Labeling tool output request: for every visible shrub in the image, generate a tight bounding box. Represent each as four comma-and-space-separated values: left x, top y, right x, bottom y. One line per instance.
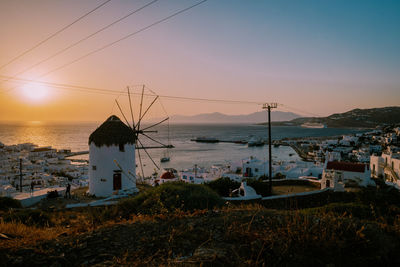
47, 190, 59, 199
274, 172, 286, 179
117, 182, 224, 217
2, 209, 53, 227
0, 197, 22, 211
206, 177, 240, 197
245, 179, 271, 197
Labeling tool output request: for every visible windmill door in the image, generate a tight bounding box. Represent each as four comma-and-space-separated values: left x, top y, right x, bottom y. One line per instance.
113, 172, 122, 190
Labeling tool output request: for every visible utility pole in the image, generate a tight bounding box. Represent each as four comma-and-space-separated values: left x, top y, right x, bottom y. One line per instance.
262, 103, 278, 195
19, 158, 23, 192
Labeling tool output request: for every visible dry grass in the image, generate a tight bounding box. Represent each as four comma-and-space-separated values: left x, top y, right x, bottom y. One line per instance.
2, 187, 400, 266
272, 185, 318, 195
0, 219, 65, 249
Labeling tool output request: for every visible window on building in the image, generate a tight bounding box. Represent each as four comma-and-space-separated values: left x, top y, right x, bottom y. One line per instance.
183, 175, 187, 180
92, 165, 97, 171
119, 144, 125, 152
255, 168, 259, 173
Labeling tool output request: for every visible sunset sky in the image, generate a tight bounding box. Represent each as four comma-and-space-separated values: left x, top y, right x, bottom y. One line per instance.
0, 0, 399, 122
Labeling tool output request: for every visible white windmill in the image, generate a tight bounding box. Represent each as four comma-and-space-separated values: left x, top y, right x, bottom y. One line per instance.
88, 86, 172, 197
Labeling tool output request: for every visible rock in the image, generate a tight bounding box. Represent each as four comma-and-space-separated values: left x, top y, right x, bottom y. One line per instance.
0, 233, 11, 240
58, 232, 68, 237
192, 246, 230, 262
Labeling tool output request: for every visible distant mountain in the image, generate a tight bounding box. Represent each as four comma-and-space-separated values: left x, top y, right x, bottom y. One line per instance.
166, 111, 300, 124
272, 106, 400, 128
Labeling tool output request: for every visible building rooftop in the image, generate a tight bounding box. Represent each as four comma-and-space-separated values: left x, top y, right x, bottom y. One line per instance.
89, 115, 136, 147
326, 161, 367, 173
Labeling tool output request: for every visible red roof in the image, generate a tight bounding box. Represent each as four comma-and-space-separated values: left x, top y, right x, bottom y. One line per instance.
326, 161, 366, 173
160, 171, 175, 179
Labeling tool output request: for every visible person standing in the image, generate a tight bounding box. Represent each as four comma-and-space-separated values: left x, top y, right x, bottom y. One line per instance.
65, 183, 71, 199
30, 181, 34, 196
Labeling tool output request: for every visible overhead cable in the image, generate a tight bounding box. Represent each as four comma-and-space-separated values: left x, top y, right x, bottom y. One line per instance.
0, 0, 112, 71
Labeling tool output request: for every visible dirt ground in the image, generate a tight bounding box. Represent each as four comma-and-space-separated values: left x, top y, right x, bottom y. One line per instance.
272, 185, 319, 195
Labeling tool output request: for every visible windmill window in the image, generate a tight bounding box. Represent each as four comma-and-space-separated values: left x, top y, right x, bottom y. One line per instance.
119, 144, 125, 152
92, 165, 97, 171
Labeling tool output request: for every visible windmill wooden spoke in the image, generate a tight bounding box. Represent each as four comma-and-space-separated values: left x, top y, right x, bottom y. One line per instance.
141, 117, 169, 131
137, 144, 145, 179
136, 145, 173, 149
115, 99, 133, 130
141, 132, 169, 148
135, 95, 159, 129
113, 159, 136, 183
127, 86, 135, 129
137, 138, 160, 170
136, 85, 145, 135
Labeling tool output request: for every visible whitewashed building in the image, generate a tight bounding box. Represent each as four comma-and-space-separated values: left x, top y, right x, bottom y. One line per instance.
321, 161, 374, 191
242, 157, 268, 178
88, 115, 136, 197
370, 152, 400, 187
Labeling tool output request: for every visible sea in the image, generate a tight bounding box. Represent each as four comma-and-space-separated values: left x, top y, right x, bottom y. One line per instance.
0, 122, 367, 175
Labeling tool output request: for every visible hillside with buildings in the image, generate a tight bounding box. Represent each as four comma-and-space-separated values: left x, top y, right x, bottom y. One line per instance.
273, 106, 400, 128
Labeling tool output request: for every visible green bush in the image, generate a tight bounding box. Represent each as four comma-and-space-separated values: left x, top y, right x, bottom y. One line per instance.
0, 197, 22, 211
117, 182, 224, 216
3, 209, 53, 227
206, 177, 240, 197
274, 172, 286, 179
245, 179, 271, 197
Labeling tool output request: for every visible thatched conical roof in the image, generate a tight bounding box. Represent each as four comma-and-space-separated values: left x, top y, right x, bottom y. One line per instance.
89, 115, 135, 147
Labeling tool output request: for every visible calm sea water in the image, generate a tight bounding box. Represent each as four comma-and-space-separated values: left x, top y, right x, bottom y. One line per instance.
0, 123, 366, 174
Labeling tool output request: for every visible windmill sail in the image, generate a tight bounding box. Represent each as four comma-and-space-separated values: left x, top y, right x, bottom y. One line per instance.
115, 85, 173, 178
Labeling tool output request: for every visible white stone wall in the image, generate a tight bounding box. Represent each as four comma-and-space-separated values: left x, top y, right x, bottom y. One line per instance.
89, 143, 136, 197
370, 155, 384, 178
321, 170, 344, 191
341, 170, 371, 187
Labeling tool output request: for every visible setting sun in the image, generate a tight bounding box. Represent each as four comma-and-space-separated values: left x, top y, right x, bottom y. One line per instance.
19, 83, 52, 104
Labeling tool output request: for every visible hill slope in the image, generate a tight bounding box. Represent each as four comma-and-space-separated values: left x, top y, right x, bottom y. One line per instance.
274, 106, 400, 128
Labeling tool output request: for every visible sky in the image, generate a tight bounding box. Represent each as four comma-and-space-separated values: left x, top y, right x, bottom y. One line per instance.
0, 0, 399, 122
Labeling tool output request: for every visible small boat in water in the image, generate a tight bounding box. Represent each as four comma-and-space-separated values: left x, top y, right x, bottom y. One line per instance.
160, 157, 170, 163
160, 149, 171, 163
191, 137, 219, 143
248, 137, 264, 147
301, 122, 327, 128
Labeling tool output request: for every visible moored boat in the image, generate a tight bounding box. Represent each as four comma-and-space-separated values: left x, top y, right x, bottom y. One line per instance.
301, 122, 327, 128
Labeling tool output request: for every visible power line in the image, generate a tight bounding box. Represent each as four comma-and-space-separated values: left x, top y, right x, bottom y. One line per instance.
1, 0, 159, 86
0, 0, 112, 72
1, 0, 208, 95
21, 0, 209, 85
279, 103, 322, 117
0, 75, 265, 105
